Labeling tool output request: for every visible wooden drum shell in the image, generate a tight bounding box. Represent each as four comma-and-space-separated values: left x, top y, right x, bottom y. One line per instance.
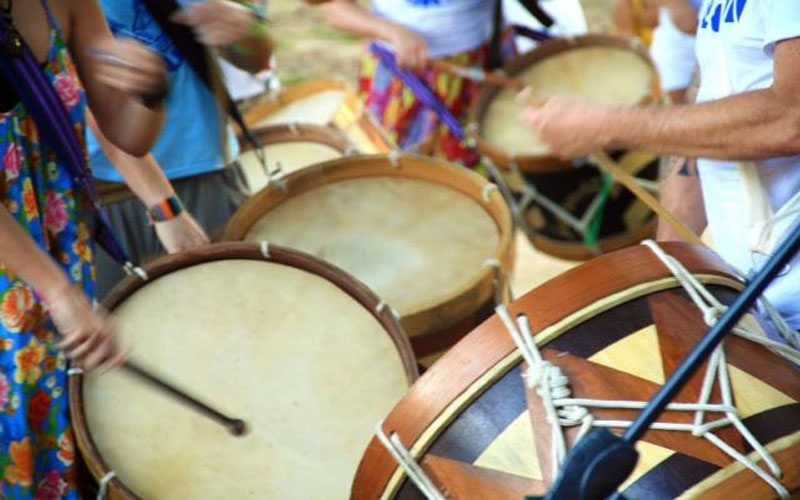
69, 243, 419, 499
352, 243, 800, 499
223, 155, 515, 364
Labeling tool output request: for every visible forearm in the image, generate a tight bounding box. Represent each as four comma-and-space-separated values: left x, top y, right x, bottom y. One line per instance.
88, 91, 165, 157
606, 88, 800, 160
656, 159, 707, 241
322, 0, 403, 43
88, 114, 173, 207
0, 206, 71, 299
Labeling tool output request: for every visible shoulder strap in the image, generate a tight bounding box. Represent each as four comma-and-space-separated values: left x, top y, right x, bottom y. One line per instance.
139, 0, 263, 160
0, 16, 131, 267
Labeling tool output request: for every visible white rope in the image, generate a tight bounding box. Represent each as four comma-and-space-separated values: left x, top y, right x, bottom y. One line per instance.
482, 184, 499, 203
122, 262, 148, 281
492, 241, 798, 497
66, 368, 83, 376
374, 423, 446, 500
260, 241, 271, 259
387, 150, 401, 169
484, 259, 512, 306
376, 300, 401, 320
288, 122, 299, 135
96, 471, 116, 500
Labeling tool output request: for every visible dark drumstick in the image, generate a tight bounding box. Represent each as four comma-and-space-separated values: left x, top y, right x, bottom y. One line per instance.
121, 360, 247, 436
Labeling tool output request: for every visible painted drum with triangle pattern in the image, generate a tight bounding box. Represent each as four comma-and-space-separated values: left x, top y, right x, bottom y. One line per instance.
352, 242, 800, 499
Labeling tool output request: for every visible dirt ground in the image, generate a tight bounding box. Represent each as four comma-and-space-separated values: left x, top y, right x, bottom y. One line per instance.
264, 0, 616, 296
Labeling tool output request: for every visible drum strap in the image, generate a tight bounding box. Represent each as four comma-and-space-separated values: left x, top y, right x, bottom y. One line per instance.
0, 15, 134, 269
140, 0, 267, 170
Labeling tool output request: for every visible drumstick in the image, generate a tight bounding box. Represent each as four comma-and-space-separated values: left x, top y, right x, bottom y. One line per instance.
121, 360, 248, 437
428, 60, 524, 91
519, 90, 705, 246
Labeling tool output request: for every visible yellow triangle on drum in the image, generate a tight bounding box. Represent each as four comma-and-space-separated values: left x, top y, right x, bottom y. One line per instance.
619, 441, 675, 491
589, 325, 665, 385
728, 365, 795, 419
473, 412, 543, 481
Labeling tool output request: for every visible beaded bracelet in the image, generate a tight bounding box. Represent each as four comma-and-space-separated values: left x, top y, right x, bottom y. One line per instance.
147, 196, 185, 223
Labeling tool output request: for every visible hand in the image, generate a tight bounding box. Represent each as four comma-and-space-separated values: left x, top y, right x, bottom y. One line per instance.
172, 1, 256, 48
154, 212, 211, 254
47, 286, 126, 372
520, 97, 615, 159
88, 37, 167, 98
386, 25, 428, 71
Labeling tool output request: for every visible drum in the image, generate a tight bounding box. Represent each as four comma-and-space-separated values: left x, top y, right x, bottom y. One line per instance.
471, 35, 663, 260
352, 242, 800, 499
244, 79, 393, 154
69, 243, 418, 499
237, 123, 351, 194
224, 155, 514, 366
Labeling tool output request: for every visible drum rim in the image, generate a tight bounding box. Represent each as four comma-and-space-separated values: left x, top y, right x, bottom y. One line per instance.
527, 216, 657, 260
469, 34, 662, 174
243, 78, 352, 129
222, 154, 515, 345
351, 242, 751, 499
238, 122, 352, 156
69, 242, 419, 500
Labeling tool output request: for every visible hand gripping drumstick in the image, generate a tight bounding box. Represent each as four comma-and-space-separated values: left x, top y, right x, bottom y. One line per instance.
121, 360, 248, 437
519, 89, 705, 246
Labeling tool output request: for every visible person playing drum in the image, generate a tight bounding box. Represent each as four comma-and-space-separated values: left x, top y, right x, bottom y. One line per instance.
321, 0, 497, 167
88, 0, 273, 298
522, 0, 800, 332
0, 0, 168, 496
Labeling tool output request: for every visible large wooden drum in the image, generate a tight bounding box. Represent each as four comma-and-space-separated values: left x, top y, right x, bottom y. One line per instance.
244, 79, 393, 154
237, 123, 351, 194
69, 243, 418, 499
471, 35, 662, 260
224, 155, 514, 366
352, 243, 800, 499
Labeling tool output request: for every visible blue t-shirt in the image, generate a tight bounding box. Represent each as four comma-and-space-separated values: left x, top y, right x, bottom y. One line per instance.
88, 0, 240, 182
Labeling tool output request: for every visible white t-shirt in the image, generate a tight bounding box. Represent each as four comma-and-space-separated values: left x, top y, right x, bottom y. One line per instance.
695, 0, 800, 329
650, 7, 696, 92
502, 0, 588, 54
372, 0, 494, 58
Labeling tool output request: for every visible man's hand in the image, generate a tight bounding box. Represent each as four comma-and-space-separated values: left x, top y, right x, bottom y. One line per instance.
154, 212, 211, 254
172, 1, 257, 48
88, 37, 167, 98
521, 98, 615, 159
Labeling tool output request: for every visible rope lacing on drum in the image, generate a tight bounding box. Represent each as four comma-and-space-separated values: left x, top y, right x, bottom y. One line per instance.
482, 183, 499, 204
376, 299, 401, 320
387, 150, 401, 169
483, 259, 513, 307
96, 471, 116, 500
122, 262, 148, 281
375, 422, 447, 500
260, 241, 271, 259
495, 240, 800, 498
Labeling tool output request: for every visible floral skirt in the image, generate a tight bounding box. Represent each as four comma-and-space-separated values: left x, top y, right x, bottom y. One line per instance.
0, 284, 79, 499
358, 45, 488, 167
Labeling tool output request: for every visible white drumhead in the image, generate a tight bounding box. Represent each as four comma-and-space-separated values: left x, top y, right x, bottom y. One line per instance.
244, 178, 501, 316
256, 90, 347, 127
239, 141, 344, 193
82, 259, 408, 499
483, 46, 654, 155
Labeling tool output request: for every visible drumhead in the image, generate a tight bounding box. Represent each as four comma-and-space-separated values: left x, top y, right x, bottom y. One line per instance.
353, 243, 800, 499
71, 244, 417, 499
245, 80, 350, 128
237, 124, 350, 194
472, 35, 659, 170
224, 155, 514, 343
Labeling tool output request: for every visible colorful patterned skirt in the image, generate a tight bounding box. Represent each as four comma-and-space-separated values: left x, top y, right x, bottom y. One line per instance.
358, 44, 488, 167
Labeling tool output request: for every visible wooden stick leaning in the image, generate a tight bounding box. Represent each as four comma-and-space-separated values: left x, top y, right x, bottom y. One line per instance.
121, 360, 248, 436
428, 60, 524, 91
520, 90, 705, 246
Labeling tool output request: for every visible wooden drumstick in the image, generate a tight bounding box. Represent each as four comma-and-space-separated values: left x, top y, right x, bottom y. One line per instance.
519, 91, 706, 246
428, 60, 525, 91
121, 360, 248, 437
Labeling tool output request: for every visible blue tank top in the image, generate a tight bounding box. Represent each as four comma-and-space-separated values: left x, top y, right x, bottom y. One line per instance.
88, 0, 240, 182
